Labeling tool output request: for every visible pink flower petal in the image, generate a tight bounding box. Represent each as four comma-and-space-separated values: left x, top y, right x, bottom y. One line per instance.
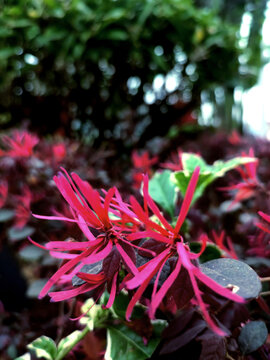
142, 175, 175, 233
125, 248, 171, 289
105, 272, 118, 308
174, 166, 200, 235
39, 247, 92, 298
115, 243, 138, 275
150, 255, 182, 318
127, 230, 171, 244
49, 282, 99, 302
45, 241, 91, 251
83, 241, 113, 264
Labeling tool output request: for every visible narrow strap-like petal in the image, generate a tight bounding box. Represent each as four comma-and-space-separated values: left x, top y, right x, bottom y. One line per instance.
125, 248, 171, 289
76, 214, 96, 242
105, 272, 118, 308
39, 247, 92, 298
115, 243, 138, 275
188, 234, 207, 259
174, 166, 200, 235
125, 262, 162, 321
130, 196, 169, 236
142, 175, 175, 233
49, 282, 99, 302
150, 255, 181, 318
83, 241, 113, 264
77, 272, 106, 284
127, 230, 171, 244
45, 241, 90, 251
176, 242, 227, 336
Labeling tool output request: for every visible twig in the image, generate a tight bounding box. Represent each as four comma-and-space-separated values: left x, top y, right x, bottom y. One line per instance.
56, 301, 65, 344
260, 291, 270, 296
260, 277, 270, 282
56, 298, 76, 344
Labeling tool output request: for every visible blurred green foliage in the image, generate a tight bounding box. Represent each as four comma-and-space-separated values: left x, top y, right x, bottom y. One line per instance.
0, 0, 267, 144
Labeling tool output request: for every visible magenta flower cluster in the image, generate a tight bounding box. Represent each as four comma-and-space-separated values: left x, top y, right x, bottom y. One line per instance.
33, 167, 244, 336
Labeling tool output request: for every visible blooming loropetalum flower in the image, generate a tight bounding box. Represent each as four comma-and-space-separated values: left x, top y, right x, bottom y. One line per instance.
131, 150, 158, 188
32, 166, 244, 336
211, 230, 238, 259
14, 186, 32, 228
257, 211, 270, 234
0, 180, 8, 208
160, 149, 183, 171
0, 131, 39, 158
32, 168, 150, 307
220, 148, 259, 207
123, 167, 244, 335
52, 143, 67, 162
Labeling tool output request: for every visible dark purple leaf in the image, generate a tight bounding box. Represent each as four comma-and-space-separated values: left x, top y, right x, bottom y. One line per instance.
167, 266, 194, 308
102, 245, 121, 279
136, 254, 171, 287
138, 239, 166, 257
160, 319, 206, 355
197, 330, 226, 360
120, 241, 136, 266
227, 338, 238, 353
217, 302, 249, 331
162, 308, 196, 339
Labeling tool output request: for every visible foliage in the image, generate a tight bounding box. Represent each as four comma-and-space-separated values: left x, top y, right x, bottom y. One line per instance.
2, 128, 270, 359
171, 152, 257, 205
238, 321, 268, 355
0, 0, 267, 141
16, 329, 89, 360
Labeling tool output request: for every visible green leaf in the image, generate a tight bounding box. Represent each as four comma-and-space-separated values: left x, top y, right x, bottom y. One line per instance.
238, 321, 268, 354
103, 29, 128, 41
173, 171, 214, 204
105, 321, 166, 360
111, 291, 130, 319
56, 330, 85, 360
111, 291, 145, 320
14, 354, 31, 360
79, 298, 109, 330
149, 170, 177, 217
173, 153, 257, 204
103, 9, 126, 22
200, 258, 262, 300
181, 153, 209, 172
0, 47, 20, 59
212, 157, 257, 177
27, 336, 57, 360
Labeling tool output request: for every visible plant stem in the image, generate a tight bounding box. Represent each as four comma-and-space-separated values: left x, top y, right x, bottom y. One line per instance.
260, 276, 270, 282
260, 291, 270, 296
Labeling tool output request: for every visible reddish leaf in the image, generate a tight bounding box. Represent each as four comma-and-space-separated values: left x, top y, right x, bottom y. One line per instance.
82, 331, 105, 360
102, 246, 121, 279
162, 308, 196, 339
120, 240, 136, 266
166, 265, 194, 309
197, 330, 226, 360
160, 319, 206, 355
138, 238, 166, 257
